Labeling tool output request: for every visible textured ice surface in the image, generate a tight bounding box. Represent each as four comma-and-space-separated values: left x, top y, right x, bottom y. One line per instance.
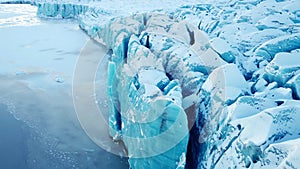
287, 73, 300, 99
228, 96, 278, 120
210, 37, 235, 63
2, 0, 300, 169
36, 3, 89, 18
202, 64, 249, 105
106, 14, 205, 169
264, 52, 300, 85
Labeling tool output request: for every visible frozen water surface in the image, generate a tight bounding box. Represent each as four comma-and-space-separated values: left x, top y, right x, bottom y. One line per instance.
0, 4, 40, 28
0, 4, 129, 169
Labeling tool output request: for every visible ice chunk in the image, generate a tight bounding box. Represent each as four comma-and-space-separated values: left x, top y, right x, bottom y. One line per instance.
254, 87, 293, 100
198, 48, 228, 73
218, 22, 258, 49
54, 75, 64, 83
254, 33, 300, 62
78, 7, 113, 38
287, 73, 300, 99
168, 20, 211, 53
196, 65, 250, 166
241, 29, 287, 54
118, 69, 189, 168
211, 105, 300, 168
256, 13, 293, 30
210, 37, 235, 63
144, 13, 174, 33
232, 105, 300, 146
283, 1, 300, 23
202, 64, 249, 104
228, 96, 277, 120
252, 78, 268, 92
126, 35, 164, 74
256, 138, 300, 168
263, 52, 300, 85
136, 68, 167, 87
138, 18, 213, 98
280, 99, 300, 106
102, 15, 145, 65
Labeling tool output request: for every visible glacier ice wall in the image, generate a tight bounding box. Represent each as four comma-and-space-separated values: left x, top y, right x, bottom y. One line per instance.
103, 13, 220, 169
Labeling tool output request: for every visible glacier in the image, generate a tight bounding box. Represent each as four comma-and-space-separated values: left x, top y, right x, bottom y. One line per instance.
1, 0, 300, 168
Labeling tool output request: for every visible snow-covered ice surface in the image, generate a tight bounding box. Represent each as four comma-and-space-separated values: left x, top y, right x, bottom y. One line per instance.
1, 0, 300, 169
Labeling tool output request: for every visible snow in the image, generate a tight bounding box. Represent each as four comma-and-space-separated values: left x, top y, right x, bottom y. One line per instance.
202, 64, 249, 104
287, 73, 300, 99
264, 52, 300, 85
254, 33, 300, 62
253, 78, 268, 92
0, 4, 40, 27
254, 87, 293, 100
256, 13, 294, 30
232, 105, 300, 151
228, 96, 277, 120
1, 0, 300, 169
209, 104, 300, 168
258, 138, 300, 168
210, 37, 235, 63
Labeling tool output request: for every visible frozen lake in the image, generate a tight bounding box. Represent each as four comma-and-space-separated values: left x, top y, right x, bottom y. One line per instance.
0, 4, 128, 169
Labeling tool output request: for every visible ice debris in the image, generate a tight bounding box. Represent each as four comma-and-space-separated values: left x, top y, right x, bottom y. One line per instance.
14, 0, 300, 168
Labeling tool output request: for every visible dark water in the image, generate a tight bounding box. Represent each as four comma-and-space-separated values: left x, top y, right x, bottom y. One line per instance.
0, 103, 29, 169
0, 75, 129, 169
